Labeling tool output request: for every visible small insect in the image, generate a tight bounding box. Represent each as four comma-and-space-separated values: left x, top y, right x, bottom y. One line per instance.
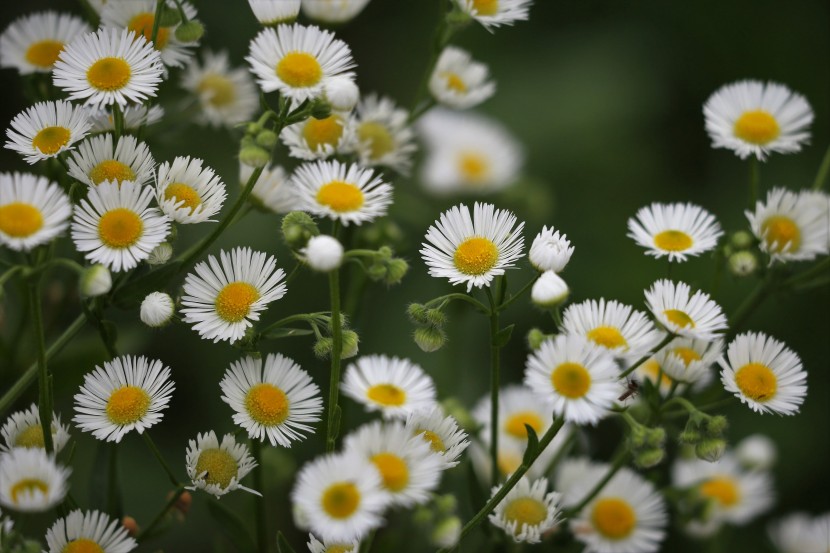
618, 378, 640, 402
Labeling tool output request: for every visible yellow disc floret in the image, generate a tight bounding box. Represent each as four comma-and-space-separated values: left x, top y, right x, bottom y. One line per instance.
0, 203, 43, 238
453, 236, 498, 275
10, 478, 48, 504
587, 326, 628, 349
551, 362, 592, 399
416, 429, 446, 453
197, 74, 236, 107
366, 383, 406, 406
14, 425, 46, 449
371, 452, 409, 492
245, 383, 289, 426
700, 476, 740, 507
504, 411, 544, 440
654, 230, 693, 252
128, 13, 169, 50
276, 52, 322, 88
503, 497, 548, 529
63, 538, 105, 553
89, 160, 137, 185
214, 282, 259, 322
663, 309, 695, 329
195, 448, 239, 489
32, 126, 72, 155
472, 0, 499, 16
321, 482, 360, 519
592, 497, 637, 540
442, 72, 467, 93
316, 180, 364, 213
164, 183, 202, 213
303, 115, 344, 151
734, 110, 780, 145
98, 208, 143, 248
458, 152, 490, 183
672, 347, 702, 366
106, 385, 150, 425
734, 362, 777, 402
762, 215, 801, 253
25, 40, 64, 68
357, 122, 394, 160
86, 57, 132, 91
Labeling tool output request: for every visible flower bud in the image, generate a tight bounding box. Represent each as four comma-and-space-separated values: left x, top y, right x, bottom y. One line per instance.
310, 99, 333, 120
147, 242, 173, 265
80, 264, 112, 297
174, 20, 204, 42
728, 251, 758, 277
646, 427, 666, 448
634, 447, 665, 469
281, 211, 319, 249
730, 230, 755, 250
158, 5, 182, 26
384, 258, 408, 285
302, 235, 343, 272
431, 516, 462, 549
434, 494, 457, 514
735, 434, 776, 470
695, 438, 726, 462
407, 303, 430, 325
679, 429, 702, 445
169, 489, 192, 519
413, 506, 433, 526
121, 516, 139, 537
424, 308, 446, 328
366, 263, 387, 281
441, 397, 475, 431
313, 336, 333, 358
248, 0, 301, 25
414, 326, 446, 353
529, 226, 574, 272
140, 292, 175, 328
341, 329, 360, 359
526, 328, 549, 350
324, 76, 360, 112
255, 129, 278, 148
705, 415, 728, 436
239, 145, 270, 168
531, 271, 569, 308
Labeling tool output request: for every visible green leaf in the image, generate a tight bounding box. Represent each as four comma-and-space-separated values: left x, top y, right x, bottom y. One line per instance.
111, 261, 183, 309
493, 324, 515, 348
207, 500, 257, 553
523, 424, 539, 465
276, 532, 298, 553
261, 327, 314, 340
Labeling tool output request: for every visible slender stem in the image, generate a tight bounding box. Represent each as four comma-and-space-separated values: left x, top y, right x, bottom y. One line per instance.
107, 442, 121, 517
258, 312, 329, 336
782, 257, 830, 288
565, 449, 630, 516
438, 419, 565, 552
326, 223, 343, 452
358, 529, 376, 553
251, 440, 269, 553
150, 0, 164, 46
496, 275, 539, 312
618, 333, 674, 379
29, 279, 54, 453
727, 277, 770, 338
112, 103, 125, 139
748, 156, 760, 207
485, 287, 500, 488
813, 144, 830, 190
136, 485, 185, 542
142, 432, 180, 487
425, 292, 488, 314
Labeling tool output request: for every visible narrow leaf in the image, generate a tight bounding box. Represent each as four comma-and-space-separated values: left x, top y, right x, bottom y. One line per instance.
494, 324, 515, 348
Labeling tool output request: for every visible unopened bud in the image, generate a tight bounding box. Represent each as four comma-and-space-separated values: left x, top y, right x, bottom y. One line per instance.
647, 427, 666, 447
424, 308, 446, 328
324, 76, 360, 112
385, 258, 408, 285
313, 336, 333, 358
407, 303, 430, 325
158, 6, 182, 26
310, 99, 332, 120
255, 129, 278, 148
302, 235, 343, 272
121, 516, 139, 537
147, 242, 173, 265
174, 20, 204, 42
730, 230, 755, 250
413, 506, 433, 526
431, 516, 462, 549
341, 330, 359, 359
531, 271, 569, 308
80, 264, 112, 297
526, 328, 549, 350
634, 447, 665, 469
239, 145, 270, 168
414, 326, 446, 353
679, 429, 702, 445
705, 415, 728, 436
366, 263, 387, 281
140, 292, 175, 328
281, 211, 319, 249
434, 494, 457, 514
728, 251, 758, 277
695, 438, 726, 462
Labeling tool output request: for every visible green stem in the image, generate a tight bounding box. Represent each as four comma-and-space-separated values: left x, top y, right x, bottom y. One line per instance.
748, 156, 760, 207
618, 333, 674, 379
150, 0, 165, 46
136, 485, 185, 542
485, 287, 500, 488
425, 292, 488, 313
142, 432, 180, 487
812, 144, 830, 190
782, 258, 830, 288
251, 440, 269, 553
727, 275, 773, 338
258, 312, 329, 336
326, 223, 343, 452
565, 449, 630, 516
496, 274, 539, 312
112, 103, 124, 139
29, 278, 54, 453
107, 442, 122, 518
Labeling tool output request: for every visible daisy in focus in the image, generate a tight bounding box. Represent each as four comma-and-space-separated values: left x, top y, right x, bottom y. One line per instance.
302, 0, 371, 23
220, 353, 322, 447
456, 0, 533, 31
292, 160, 393, 225
703, 80, 813, 160
71, 179, 170, 272
67, 133, 156, 188
0, 11, 90, 74
529, 226, 574, 273
247, 23, 355, 103
0, 172, 72, 252
719, 332, 807, 416
429, 46, 495, 109
0, 448, 69, 513
180, 247, 287, 343
405, 407, 470, 469
628, 202, 723, 262
181, 50, 259, 128
73, 355, 175, 443
52, 28, 164, 107
1, 403, 70, 453
186, 431, 259, 498
342, 354, 437, 419
351, 94, 417, 174
644, 279, 728, 341
421, 202, 524, 291
240, 162, 297, 213
489, 477, 562, 544
248, 0, 301, 25
5, 100, 91, 164
155, 156, 227, 224
44, 509, 137, 553
280, 112, 354, 160
85, 104, 164, 133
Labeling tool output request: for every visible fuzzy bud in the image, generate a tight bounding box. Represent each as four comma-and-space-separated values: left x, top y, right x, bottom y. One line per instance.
695, 438, 726, 463
140, 292, 175, 328
526, 328, 549, 350
424, 308, 446, 328
434, 494, 457, 514
302, 235, 344, 272
239, 145, 270, 168
310, 98, 332, 120
324, 76, 360, 112
174, 20, 204, 42
407, 303, 430, 325
80, 264, 112, 297
531, 271, 569, 308
366, 263, 387, 281
255, 129, 278, 148
313, 336, 333, 358
414, 326, 446, 353
634, 447, 665, 469
341, 330, 360, 359
147, 242, 173, 265
385, 258, 409, 285
730, 230, 755, 250
430, 516, 462, 549
281, 211, 319, 249
705, 415, 728, 436
679, 429, 702, 445
158, 5, 181, 26
728, 251, 758, 277
121, 516, 139, 537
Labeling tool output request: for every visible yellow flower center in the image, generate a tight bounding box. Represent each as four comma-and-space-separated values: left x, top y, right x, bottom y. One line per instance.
592, 497, 637, 539
442, 72, 467, 92
734, 362, 777, 402
653, 230, 693, 252
128, 13, 169, 50
416, 429, 446, 453
503, 411, 544, 440
641, 358, 672, 386
0, 203, 43, 238
14, 425, 46, 449
89, 160, 137, 185
245, 383, 289, 426
503, 497, 548, 528
321, 482, 361, 519
10, 478, 48, 504
472, 0, 499, 16
366, 383, 406, 406
371, 452, 409, 492
197, 74, 236, 107
453, 236, 498, 276
86, 57, 132, 91
551, 362, 592, 399
25, 39, 64, 68
316, 180, 364, 213
734, 110, 780, 145
195, 448, 239, 489
357, 122, 394, 160
324, 546, 354, 553
458, 152, 489, 183
214, 281, 259, 322
164, 182, 202, 213
276, 52, 322, 88
587, 326, 628, 349
98, 208, 143, 248
700, 476, 740, 507
32, 126, 72, 155
663, 309, 695, 329
303, 115, 344, 151
63, 538, 105, 553
497, 450, 522, 476
672, 347, 702, 366
106, 385, 150, 425
761, 215, 801, 253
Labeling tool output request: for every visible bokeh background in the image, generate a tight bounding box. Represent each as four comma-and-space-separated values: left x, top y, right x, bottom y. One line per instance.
1, 0, 828, 551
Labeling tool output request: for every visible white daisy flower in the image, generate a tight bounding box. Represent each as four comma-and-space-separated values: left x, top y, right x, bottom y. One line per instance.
73, 355, 175, 443
292, 160, 393, 226
5, 100, 91, 164
768, 512, 830, 553
632, 357, 677, 396
673, 453, 773, 525
307, 533, 360, 553
247, 23, 355, 103
429, 46, 495, 109
181, 50, 259, 128
0, 11, 90, 74
100, 0, 198, 68
180, 247, 287, 343
628, 202, 723, 262
67, 133, 156, 188
656, 336, 722, 386
71, 179, 170, 272
350, 94, 417, 174
301, 0, 371, 23
140, 291, 175, 328
45, 509, 137, 553
735, 434, 777, 471
421, 202, 525, 292
85, 104, 165, 133
554, 457, 607, 504
344, 420, 443, 507
52, 27, 164, 107
185, 431, 259, 498
0, 448, 69, 513
644, 279, 728, 341
719, 332, 807, 416
568, 466, 668, 553
747, 187, 829, 263
418, 109, 523, 194
280, 113, 354, 160
456, 0, 532, 31
703, 80, 813, 160
342, 354, 437, 419
529, 226, 574, 273
220, 353, 322, 447
524, 334, 621, 425
489, 477, 562, 544
155, 156, 227, 224
240, 162, 297, 214
1, 403, 70, 453
291, 451, 388, 543
0, 172, 71, 252
249, 0, 301, 25
405, 406, 470, 469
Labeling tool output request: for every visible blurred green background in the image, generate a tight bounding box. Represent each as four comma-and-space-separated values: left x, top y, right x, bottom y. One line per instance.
1, 0, 828, 551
